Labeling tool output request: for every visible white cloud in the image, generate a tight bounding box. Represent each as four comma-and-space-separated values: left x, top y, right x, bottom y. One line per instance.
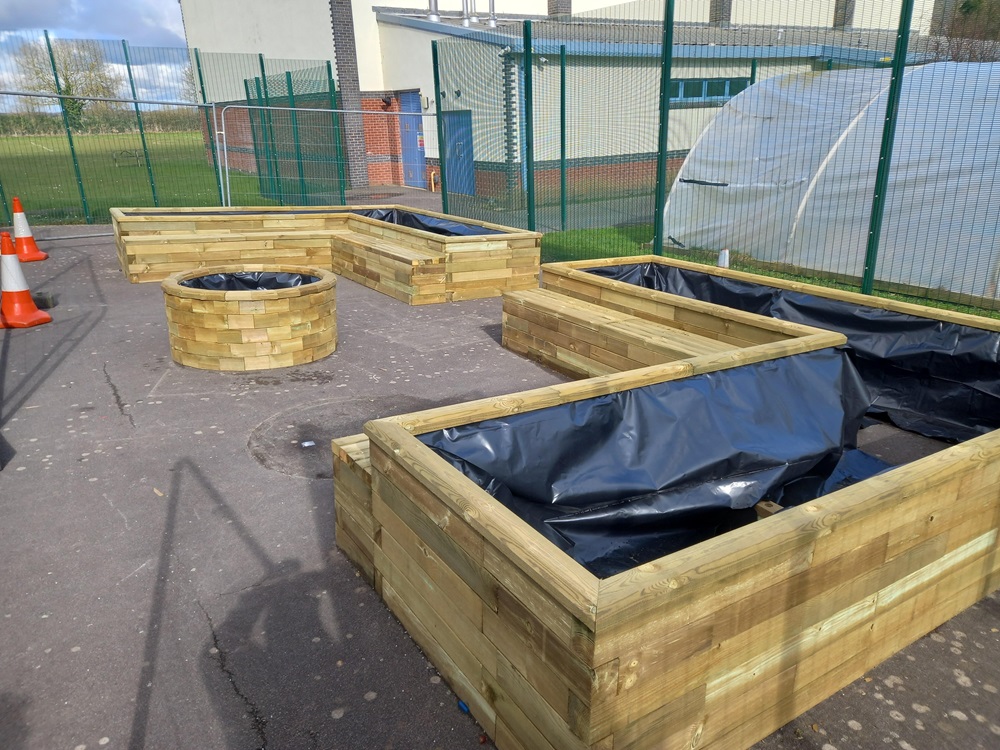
0, 0, 186, 47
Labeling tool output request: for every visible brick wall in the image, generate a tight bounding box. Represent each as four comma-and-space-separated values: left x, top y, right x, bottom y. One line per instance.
361, 94, 404, 185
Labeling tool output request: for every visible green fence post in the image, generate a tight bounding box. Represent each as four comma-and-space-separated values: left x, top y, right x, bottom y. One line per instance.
431, 41, 449, 215
0, 178, 11, 226
195, 48, 224, 205
652, 1, 676, 255
123, 40, 159, 206
861, 0, 915, 295
254, 77, 278, 201
285, 71, 308, 204
326, 62, 347, 204
560, 44, 567, 232
750, 58, 758, 85
45, 31, 91, 224
259, 54, 284, 205
523, 21, 536, 232
243, 79, 267, 197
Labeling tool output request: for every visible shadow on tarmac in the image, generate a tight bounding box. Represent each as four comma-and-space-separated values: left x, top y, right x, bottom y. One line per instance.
0, 248, 107, 470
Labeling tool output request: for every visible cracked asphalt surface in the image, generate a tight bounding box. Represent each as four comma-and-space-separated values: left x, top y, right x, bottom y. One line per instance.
1, 225, 998, 750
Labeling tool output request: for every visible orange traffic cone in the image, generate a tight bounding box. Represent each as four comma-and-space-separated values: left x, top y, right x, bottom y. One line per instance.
0, 231, 51, 328
12, 197, 48, 262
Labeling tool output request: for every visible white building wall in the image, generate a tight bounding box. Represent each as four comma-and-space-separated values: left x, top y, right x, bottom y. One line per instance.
179, 0, 335, 60
854, 0, 937, 35
732, 1, 836, 27
573, 0, 711, 22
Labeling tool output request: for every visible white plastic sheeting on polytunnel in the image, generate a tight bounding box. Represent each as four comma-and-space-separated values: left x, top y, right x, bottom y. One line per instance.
662, 62, 1000, 299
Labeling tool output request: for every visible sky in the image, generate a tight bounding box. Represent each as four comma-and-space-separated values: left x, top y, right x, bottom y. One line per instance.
0, 0, 186, 47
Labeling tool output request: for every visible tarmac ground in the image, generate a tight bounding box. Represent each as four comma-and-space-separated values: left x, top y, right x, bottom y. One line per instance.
1, 222, 998, 750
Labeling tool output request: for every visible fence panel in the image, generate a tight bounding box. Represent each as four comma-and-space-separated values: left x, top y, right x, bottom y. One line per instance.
0, 92, 229, 224
219, 105, 430, 208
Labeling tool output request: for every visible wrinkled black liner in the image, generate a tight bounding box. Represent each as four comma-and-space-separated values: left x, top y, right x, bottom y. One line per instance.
126, 208, 504, 237
349, 208, 504, 237
588, 263, 1000, 442
179, 272, 319, 291
420, 349, 876, 578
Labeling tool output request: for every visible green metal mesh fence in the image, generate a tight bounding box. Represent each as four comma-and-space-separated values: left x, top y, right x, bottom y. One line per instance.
0, 31, 337, 223
237, 63, 346, 206
433, 0, 1000, 313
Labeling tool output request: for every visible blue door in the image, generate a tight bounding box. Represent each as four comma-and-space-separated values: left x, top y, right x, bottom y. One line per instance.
399, 91, 427, 189
442, 110, 475, 196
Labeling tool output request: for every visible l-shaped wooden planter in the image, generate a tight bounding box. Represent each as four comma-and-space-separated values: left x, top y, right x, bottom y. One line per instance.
336, 356, 1000, 750
110, 205, 541, 304
331, 260, 1000, 749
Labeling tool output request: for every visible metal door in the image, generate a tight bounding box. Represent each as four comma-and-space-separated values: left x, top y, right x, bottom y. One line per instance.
399, 91, 427, 189
442, 110, 475, 196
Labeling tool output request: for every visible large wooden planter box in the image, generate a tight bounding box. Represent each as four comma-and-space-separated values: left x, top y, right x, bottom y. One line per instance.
161, 264, 336, 371
541, 255, 1000, 442
110, 205, 541, 304
343, 364, 1000, 750
540, 255, 1000, 332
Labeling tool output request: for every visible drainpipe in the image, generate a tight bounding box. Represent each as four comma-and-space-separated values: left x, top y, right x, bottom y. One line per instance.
427, 0, 440, 22
461, 0, 471, 26
488, 0, 497, 27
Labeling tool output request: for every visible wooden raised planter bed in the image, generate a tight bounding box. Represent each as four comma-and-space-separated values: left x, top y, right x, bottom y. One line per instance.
335, 356, 1000, 750
501, 286, 833, 379
110, 205, 540, 305
332, 261, 1000, 749
541, 255, 1000, 441
162, 264, 336, 371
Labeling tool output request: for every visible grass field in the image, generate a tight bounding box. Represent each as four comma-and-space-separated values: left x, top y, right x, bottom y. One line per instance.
0, 131, 269, 224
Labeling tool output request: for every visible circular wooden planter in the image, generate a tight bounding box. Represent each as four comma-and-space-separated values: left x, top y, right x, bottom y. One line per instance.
161, 264, 337, 371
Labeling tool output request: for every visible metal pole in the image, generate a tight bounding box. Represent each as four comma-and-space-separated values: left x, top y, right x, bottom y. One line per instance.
431, 41, 449, 214
211, 104, 228, 206
560, 44, 567, 232
0, 178, 11, 225
45, 31, 91, 224
123, 40, 159, 206
243, 79, 267, 198
255, 76, 278, 201
195, 48, 224, 205
326, 62, 348, 204
861, 0, 914, 295
258, 55, 284, 205
652, 1, 676, 255
523, 20, 536, 232
286, 71, 308, 204
750, 57, 758, 85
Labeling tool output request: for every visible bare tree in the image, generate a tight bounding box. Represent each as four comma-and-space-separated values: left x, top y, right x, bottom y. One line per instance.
17, 38, 126, 109
934, 0, 1000, 61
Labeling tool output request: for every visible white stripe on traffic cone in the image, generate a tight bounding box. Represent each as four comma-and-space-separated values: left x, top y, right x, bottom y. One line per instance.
0, 231, 51, 328
12, 196, 48, 262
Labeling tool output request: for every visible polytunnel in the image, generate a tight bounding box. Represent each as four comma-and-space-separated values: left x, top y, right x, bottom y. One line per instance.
662, 62, 1000, 300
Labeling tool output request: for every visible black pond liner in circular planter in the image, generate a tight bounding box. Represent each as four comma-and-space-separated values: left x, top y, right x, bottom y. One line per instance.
179, 271, 320, 291
162, 264, 337, 371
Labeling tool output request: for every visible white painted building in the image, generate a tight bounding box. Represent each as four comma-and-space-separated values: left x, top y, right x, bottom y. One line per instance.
179, 0, 956, 193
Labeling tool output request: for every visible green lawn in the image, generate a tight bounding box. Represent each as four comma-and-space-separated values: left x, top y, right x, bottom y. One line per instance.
0, 131, 267, 224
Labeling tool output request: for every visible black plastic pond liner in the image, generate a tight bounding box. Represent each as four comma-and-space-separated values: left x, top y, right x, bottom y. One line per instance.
420, 349, 873, 578
588, 263, 1000, 442
179, 272, 320, 291
349, 208, 504, 237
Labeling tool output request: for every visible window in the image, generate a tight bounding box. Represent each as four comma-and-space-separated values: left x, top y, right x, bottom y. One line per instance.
669, 76, 751, 103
